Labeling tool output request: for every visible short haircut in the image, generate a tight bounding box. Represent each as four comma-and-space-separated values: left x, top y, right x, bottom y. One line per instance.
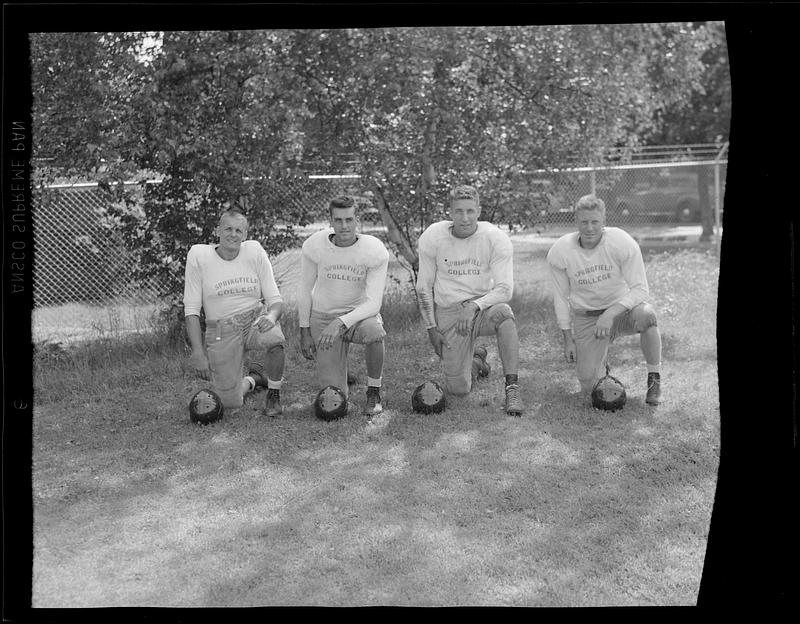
449, 184, 480, 206
574, 194, 606, 215
328, 195, 356, 216
219, 208, 248, 226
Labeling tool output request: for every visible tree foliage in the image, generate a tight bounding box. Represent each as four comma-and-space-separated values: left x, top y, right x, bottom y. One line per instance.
644, 22, 731, 241
256, 24, 718, 275
30, 24, 727, 291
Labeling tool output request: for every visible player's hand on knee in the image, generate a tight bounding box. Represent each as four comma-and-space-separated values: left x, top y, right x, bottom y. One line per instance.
254, 313, 276, 333
594, 313, 614, 339
456, 302, 478, 336
189, 350, 211, 380
318, 319, 344, 351
300, 329, 316, 360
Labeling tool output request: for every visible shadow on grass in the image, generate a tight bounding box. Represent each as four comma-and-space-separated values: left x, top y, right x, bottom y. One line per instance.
170, 400, 717, 606
33, 350, 718, 606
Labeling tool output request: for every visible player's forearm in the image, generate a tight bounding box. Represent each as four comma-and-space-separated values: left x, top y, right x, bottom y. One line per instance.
296, 292, 312, 327
415, 249, 439, 328
340, 265, 387, 328
297, 255, 317, 327
474, 253, 513, 308
473, 281, 512, 309
618, 255, 650, 309
616, 286, 648, 310
416, 288, 437, 329
185, 314, 205, 354
554, 296, 572, 330
548, 264, 573, 329
263, 300, 283, 322
339, 297, 380, 328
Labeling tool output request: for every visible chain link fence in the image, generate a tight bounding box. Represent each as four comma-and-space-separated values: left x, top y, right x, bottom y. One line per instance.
497, 145, 728, 237
31, 174, 361, 344
32, 147, 727, 344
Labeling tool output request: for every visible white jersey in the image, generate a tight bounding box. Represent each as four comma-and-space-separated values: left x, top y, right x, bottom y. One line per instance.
297, 230, 390, 328
546, 227, 650, 329
183, 240, 282, 321
416, 220, 514, 328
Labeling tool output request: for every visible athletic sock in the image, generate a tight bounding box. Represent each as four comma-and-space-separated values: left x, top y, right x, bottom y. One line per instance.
367, 376, 382, 388
646, 364, 661, 375
267, 378, 282, 390
505, 374, 518, 387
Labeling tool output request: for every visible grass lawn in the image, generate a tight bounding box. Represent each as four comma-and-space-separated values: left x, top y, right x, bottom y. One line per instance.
31, 240, 720, 607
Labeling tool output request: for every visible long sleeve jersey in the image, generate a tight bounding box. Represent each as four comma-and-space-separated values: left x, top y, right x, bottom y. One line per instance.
297, 230, 390, 329
546, 227, 650, 330
183, 240, 283, 321
416, 220, 514, 329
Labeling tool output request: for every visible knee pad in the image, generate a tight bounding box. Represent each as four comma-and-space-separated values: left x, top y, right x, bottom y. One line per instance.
356, 320, 386, 344
634, 304, 658, 332
489, 303, 515, 325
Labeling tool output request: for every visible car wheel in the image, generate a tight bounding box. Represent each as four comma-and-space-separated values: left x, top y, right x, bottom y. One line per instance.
675, 199, 699, 223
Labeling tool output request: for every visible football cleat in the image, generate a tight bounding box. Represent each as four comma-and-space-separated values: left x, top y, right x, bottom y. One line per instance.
504, 383, 523, 417
264, 388, 282, 417
363, 386, 383, 418
645, 372, 661, 406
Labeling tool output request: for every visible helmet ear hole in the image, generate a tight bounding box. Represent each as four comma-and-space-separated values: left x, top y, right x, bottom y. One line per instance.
412, 381, 447, 414
314, 385, 348, 421
591, 374, 627, 412
189, 389, 224, 425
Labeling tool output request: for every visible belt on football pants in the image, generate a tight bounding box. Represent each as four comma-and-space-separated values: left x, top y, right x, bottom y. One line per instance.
205, 305, 262, 340
573, 308, 607, 317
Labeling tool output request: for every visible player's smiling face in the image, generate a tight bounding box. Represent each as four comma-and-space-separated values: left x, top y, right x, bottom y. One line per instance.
216, 213, 248, 257
330, 205, 358, 247
576, 208, 605, 249
450, 198, 480, 238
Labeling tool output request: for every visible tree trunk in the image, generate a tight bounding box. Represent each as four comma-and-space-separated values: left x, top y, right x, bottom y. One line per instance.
418, 112, 439, 230
369, 179, 419, 276
697, 165, 714, 242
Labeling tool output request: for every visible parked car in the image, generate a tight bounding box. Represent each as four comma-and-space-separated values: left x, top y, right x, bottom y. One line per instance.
612, 169, 723, 223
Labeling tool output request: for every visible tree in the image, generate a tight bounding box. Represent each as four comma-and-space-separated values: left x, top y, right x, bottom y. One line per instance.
31, 25, 720, 294
645, 22, 731, 240
286, 24, 713, 278
31, 30, 328, 295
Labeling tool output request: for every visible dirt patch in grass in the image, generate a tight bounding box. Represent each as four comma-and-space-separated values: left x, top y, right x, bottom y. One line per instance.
31, 246, 720, 607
